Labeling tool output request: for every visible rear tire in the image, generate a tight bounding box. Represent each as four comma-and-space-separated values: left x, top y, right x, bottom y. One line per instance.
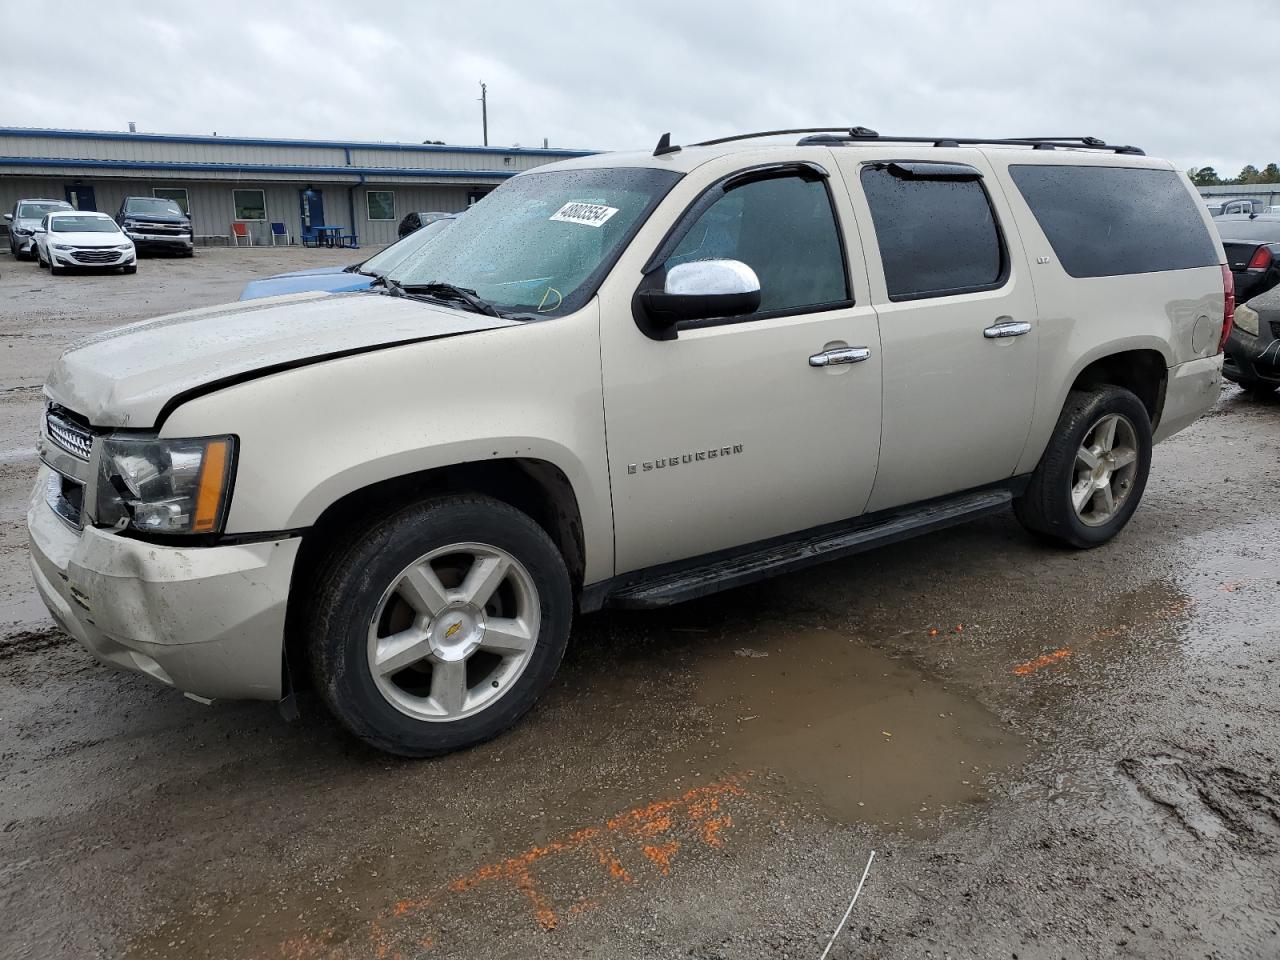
306, 494, 572, 757
1014, 386, 1153, 548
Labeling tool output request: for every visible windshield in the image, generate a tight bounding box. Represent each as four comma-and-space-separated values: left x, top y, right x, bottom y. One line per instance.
362, 217, 455, 276
126, 198, 184, 216
18, 202, 69, 219
50, 216, 120, 234
389, 167, 681, 315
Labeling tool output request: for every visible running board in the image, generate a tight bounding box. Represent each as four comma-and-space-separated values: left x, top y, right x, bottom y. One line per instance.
604, 489, 1012, 609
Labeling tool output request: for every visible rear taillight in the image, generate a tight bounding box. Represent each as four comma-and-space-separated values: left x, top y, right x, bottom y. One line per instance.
1247, 246, 1273, 270
1219, 264, 1235, 354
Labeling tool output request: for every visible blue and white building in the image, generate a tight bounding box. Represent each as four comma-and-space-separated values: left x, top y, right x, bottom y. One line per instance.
0, 127, 593, 246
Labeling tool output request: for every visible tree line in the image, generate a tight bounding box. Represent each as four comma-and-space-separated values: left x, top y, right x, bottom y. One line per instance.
1188, 164, 1280, 186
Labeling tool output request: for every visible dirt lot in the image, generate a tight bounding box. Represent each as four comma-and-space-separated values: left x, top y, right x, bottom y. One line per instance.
1, 247, 1278, 960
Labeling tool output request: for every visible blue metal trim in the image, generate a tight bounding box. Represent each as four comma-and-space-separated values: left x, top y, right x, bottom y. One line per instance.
0, 127, 596, 158
0, 156, 519, 179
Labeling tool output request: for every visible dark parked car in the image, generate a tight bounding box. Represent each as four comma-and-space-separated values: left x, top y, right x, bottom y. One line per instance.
396, 210, 452, 238
1214, 215, 1280, 303
114, 196, 194, 256
5, 198, 73, 259
1224, 284, 1280, 397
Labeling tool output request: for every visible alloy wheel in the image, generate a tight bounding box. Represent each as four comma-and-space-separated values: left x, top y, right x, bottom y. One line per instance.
1071, 413, 1139, 526
366, 542, 540, 722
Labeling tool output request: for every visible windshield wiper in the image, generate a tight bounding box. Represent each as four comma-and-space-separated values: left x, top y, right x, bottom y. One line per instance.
399, 281, 502, 318
368, 273, 405, 296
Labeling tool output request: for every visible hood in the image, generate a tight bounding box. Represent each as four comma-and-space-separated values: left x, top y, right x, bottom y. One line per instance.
46, 291, 518, 428
239, 271, 373, 301
49, 231, 130, 247
13, 217, 41, 232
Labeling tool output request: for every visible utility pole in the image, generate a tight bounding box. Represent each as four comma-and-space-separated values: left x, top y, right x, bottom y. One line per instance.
479, 81, 488, 146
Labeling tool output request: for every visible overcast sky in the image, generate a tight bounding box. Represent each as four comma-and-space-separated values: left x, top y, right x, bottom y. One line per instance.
4, 1, 1276, 176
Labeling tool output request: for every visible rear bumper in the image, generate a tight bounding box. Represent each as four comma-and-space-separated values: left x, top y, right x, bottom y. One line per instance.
1222, 329, 1280, 385
27, 466, 298, 701
1154, 353, 1223, 443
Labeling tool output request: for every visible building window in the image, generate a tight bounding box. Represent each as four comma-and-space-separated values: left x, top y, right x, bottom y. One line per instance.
366, 190, 395, 221
233, 188, 267, 221
153, 187, 189, 214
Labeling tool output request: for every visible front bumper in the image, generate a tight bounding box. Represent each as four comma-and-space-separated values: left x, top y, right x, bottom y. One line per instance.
51, 248, 135, 268
125, 232, 193, 251
12, 232, 34, 253
27, 465, 299, 701
1153, 353, 1224, 443
1222, 329, 1280, 386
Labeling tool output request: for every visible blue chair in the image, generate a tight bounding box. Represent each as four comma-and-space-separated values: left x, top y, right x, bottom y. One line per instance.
270, 222, 290, 246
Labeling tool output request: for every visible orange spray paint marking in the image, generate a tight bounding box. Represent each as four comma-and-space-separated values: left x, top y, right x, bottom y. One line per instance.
350, 775, 752, 957
642, 841, 680, 875
1013, 647, 1073, 675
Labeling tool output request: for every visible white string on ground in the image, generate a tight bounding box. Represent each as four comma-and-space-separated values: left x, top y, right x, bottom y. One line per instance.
817, 849, 877, 960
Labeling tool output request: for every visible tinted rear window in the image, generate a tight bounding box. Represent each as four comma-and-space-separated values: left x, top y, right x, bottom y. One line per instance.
1008, 165, 1218, 278
860, 165, 1005, 300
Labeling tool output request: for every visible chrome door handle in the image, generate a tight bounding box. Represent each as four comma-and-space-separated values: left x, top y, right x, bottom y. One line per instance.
983, 319, 1032, 339
809, 346, 871, 367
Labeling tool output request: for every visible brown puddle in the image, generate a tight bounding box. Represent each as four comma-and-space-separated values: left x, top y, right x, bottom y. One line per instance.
683, 628, 1026, 828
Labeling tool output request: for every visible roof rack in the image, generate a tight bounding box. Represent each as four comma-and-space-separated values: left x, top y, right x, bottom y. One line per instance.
687, 127, 1144, 156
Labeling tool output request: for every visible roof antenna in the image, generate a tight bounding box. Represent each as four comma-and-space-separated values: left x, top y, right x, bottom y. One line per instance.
653, 132, 681, 157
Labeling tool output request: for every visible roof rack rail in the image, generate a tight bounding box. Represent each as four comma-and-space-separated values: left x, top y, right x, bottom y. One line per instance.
689, 128, 1144, 155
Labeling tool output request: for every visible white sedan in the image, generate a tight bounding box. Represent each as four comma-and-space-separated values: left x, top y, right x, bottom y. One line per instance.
34, 211, 137, 275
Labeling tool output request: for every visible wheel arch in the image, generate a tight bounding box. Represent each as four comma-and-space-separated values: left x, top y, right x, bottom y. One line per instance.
1067, 346, 1169, 428
283, 456, 588, 692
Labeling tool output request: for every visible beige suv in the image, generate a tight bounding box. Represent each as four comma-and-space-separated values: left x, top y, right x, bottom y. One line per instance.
28, 130, 1229, 755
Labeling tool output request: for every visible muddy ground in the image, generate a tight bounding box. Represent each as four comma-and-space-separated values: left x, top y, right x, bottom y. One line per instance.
0, 247, 1278, 960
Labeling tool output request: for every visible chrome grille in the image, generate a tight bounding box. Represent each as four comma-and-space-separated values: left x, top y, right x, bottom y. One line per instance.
133, 221, 185, 235
46, 408, 93, 460
71, 248, 120, 264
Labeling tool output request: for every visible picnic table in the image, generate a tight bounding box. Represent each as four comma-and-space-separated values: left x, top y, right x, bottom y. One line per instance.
314, 225, 343, 248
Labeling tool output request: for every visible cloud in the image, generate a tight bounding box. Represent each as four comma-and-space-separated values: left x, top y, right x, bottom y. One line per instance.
3, 0, 1275, 174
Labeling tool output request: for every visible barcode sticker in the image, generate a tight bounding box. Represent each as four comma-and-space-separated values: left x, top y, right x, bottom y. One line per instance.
549, 201, 620, 228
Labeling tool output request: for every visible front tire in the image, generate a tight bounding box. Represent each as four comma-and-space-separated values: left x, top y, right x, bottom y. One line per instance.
36, 247, 48, 269
306, 494, 572, 757
1014, 386, 1153, 548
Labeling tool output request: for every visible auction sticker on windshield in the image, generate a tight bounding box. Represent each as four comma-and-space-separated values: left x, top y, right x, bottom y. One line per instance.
549, 201, 619, 227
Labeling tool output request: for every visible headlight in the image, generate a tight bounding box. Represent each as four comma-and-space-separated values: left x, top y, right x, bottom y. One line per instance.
1234, 304, 1259, 337
14, 227, 32, 236
52, 243, 72, 250
116, 244, 133, 251
95, 435, 236, 535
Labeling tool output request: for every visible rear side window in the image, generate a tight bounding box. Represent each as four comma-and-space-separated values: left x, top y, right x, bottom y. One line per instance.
860, 165, 1006, 300
1008, 165, 1219, 277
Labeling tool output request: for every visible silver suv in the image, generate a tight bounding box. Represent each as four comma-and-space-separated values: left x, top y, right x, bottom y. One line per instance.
28, 130, 1229, 756
6, 197, 73, 258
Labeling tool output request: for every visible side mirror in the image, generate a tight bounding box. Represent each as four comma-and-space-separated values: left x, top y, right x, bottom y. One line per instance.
2, 213, 11, 221
33, 225, 46, 233
640, 259, 762, 329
